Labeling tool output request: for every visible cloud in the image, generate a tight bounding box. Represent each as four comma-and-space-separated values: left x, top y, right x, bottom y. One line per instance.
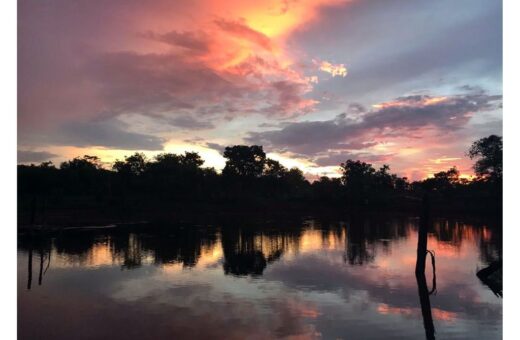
204, 142, 226, 154
18, 150, 58, 163
142, 30, 212, 54
52, 119, 166, 151
263, 80, 318, 115
313, 59, 347, 77
19, 0, 346, 132
83, 48, 320, 120
214, 18, 273, 51
85, 51, 242, 116
347, 103, 367, 115
163, 115, 215, 130
19, 0, 354, 159
247, 91, 502, 156
291, 0, 502, 114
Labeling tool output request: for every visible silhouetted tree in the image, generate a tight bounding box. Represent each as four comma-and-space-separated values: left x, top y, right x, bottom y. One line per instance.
59, 155, 109, 196
223, 145, 266, 177
145, 152, 206, 199
311, 176, 343, 202
340, 160, 375, 205
421, 167, 460, 192
395, 176, 409, 192
263, 158, 287, 178
468, 135, 502, 180
112, 153, 147, 176
283, 167, 310, 199
374, 164, 393, 189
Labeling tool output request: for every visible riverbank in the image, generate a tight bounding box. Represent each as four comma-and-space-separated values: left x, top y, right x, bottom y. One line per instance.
18, 200, 501, 232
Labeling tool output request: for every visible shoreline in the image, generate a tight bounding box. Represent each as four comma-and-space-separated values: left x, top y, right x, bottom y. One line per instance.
17, 203, 501, 232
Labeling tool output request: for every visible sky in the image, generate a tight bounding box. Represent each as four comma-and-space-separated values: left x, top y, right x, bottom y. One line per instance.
18, 0, 502, 180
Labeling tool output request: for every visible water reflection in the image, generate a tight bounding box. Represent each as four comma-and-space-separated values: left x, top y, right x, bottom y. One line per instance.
18, 216, 502, 339
415, 206, 436, 340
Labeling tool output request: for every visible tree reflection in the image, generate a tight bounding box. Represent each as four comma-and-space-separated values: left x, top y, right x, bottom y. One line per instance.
18, 215, 501, 295
221, 223, 303, 277
20, 234, 52, 290
344, 218, 375, 265
342, 215, 411, 266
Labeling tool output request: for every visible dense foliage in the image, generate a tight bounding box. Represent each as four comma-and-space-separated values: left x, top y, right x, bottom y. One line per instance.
18, 135, 502, 214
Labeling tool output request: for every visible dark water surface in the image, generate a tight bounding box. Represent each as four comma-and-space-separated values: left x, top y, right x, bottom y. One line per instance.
18, 215, 502, 339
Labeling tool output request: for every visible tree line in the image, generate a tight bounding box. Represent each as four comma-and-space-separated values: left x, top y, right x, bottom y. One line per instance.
18, 135, 502, 215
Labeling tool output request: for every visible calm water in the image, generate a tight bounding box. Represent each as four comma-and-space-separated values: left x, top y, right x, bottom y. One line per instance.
18, 215, 502, 339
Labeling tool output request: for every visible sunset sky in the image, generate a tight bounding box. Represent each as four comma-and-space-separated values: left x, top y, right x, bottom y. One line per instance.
18, 0, 502, 180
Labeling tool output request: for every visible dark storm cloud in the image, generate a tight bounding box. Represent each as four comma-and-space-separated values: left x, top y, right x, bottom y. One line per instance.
18, 150, 58, 163
247, 92, 501, 156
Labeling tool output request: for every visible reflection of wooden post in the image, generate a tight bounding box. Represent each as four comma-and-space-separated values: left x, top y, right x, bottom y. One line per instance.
45, 246, 51, 275
38, 248, 44, 286
416, 268, 435, 339
415, 193, 435, 340
27, 247, 33, 290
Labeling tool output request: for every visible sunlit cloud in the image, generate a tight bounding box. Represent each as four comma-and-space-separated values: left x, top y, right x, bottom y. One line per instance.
314, 59, 348, 77
372, 96, 448, 109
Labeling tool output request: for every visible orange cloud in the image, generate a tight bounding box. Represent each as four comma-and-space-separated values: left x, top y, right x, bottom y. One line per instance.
137, 1, 350, 117
218, 0, 348, 38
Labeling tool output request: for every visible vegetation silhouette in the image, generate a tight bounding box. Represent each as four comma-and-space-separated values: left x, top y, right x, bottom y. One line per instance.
18, 135, 502, 226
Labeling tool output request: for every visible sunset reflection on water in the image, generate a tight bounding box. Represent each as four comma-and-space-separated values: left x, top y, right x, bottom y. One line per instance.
18, 216, 501, 340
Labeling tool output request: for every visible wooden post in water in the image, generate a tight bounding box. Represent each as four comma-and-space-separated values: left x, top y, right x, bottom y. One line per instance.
415, 193, 435, 340
415, 194, 429, 275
